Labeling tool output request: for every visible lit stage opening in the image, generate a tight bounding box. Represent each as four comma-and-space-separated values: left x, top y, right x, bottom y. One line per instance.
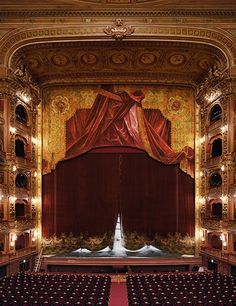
42, 85, 195, 258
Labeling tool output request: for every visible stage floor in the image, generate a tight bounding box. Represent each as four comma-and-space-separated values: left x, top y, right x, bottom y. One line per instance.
42, 254, 202, 273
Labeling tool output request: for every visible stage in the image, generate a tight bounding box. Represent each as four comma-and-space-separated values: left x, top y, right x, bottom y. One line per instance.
41, 255, 202, 273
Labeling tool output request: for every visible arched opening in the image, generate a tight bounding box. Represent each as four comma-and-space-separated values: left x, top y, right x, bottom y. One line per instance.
211, 202, 222, 219
15, 138, 25, 157
8, 31, 231, 259
15, 104, 28, 124
209, 172, 222, 187
15, 201, 27, 219
209, 104, 222, 122
211, 138, 222, 157
15, 173, 28, 189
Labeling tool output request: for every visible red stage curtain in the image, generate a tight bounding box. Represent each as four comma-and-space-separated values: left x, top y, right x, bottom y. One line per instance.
42, 151, 194, 238
120, 153, 194, 237
42, 171, 55, 237
43, 153, 119, 237
65, 89, 194, 177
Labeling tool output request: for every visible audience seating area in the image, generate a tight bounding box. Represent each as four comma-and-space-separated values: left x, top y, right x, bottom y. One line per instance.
127, 272, 236, 305
0, 272, 111, 305
1, 271, 236, 305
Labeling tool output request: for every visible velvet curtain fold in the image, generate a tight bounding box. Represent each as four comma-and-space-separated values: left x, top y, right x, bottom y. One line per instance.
66, 89, 194, 177
42, 152, 194, 238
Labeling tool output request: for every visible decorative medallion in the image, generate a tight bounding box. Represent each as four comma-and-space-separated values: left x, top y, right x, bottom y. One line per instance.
80, 53, 98, 65
111, 53, 127, 64
27, 57, 40, 69
139, 53, 156, 65
104, 19, 135, 40
166, 96, 187, 115
51, 54, 69, 66
169, 54, 186, 66
51, 96, 70, 115
198, 58, 211, 70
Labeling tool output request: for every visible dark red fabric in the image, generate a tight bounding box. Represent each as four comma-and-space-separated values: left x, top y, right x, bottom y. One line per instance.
143, 108, 171, 146
42, 151, 194, 237
120, 153, 195, 236
42, 171, 55, 237
65, 89, 194, 175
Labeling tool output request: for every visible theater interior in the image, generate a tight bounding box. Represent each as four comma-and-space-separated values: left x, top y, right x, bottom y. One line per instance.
0, 0, 236, 304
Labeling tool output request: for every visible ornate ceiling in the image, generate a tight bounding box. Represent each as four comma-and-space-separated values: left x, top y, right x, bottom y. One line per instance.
0, 0, 236, 9
11, 40, 227, 87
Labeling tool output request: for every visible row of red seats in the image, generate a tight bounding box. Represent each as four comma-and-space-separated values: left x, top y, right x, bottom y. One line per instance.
127, 272, 236, 305
0, 272, 111, 305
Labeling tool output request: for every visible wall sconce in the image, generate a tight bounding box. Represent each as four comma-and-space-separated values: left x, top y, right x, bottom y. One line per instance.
12, 165, 17, 172
10, 233, 17, 247
9, 126, 16, 134
220, 233, 227, 247
33, 171, 37, 177
32, 137, 38, 145
220, 195, 228, 204
221, 165, 225, 172
200, 136, 205, 144
199, 196, 206, 205
200, 171, 204, 177
201, 230, 205, 242
220, 125, 228, 133
32, 229, 38, 242
9, 196, 16, 203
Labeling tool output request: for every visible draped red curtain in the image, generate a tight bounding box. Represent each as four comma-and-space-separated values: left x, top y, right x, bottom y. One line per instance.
42, 151, 194, 238
65, 89, 194, 177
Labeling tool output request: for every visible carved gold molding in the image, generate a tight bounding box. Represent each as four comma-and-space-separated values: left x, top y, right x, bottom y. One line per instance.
0, 25, 236, 67
0, 9, 236, 18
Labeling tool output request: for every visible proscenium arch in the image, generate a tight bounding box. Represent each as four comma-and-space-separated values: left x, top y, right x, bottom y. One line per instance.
1, 24, 232, 255
0, 25, 235, 71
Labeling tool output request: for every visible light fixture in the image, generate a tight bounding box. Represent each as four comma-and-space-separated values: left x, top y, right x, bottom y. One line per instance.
32, 137, 37, 145
199, 196, 206, 205
9, 196, 16, 203
9, 126, 16, 134
12, 165, 17, 172
221, 165, 225, 172
221, 125, 228, 133
200, 136, 205, 144
220, 195, 228, 204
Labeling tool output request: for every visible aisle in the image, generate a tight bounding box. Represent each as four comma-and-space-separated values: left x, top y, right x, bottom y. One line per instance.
109, 280, 128, 306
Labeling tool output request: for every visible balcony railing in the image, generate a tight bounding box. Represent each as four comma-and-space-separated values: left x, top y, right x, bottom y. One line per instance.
0, 246, 37, 265
200, 248, 236, 265
201, 218, 236, 230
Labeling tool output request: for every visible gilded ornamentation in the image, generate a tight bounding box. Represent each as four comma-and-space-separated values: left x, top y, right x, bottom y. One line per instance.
104, 19, 135, 40
168, 54, 186, 66
51, 96, 70, 115
51, 54, 69, 66
42, 232, 113, 255
43, 85, 194, 173
111, 53, 127, 64
139, 52, 157, 65
80, 53, 98, 65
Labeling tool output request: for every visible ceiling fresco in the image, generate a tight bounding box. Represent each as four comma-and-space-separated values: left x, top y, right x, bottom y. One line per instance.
11, 40, 226, 86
